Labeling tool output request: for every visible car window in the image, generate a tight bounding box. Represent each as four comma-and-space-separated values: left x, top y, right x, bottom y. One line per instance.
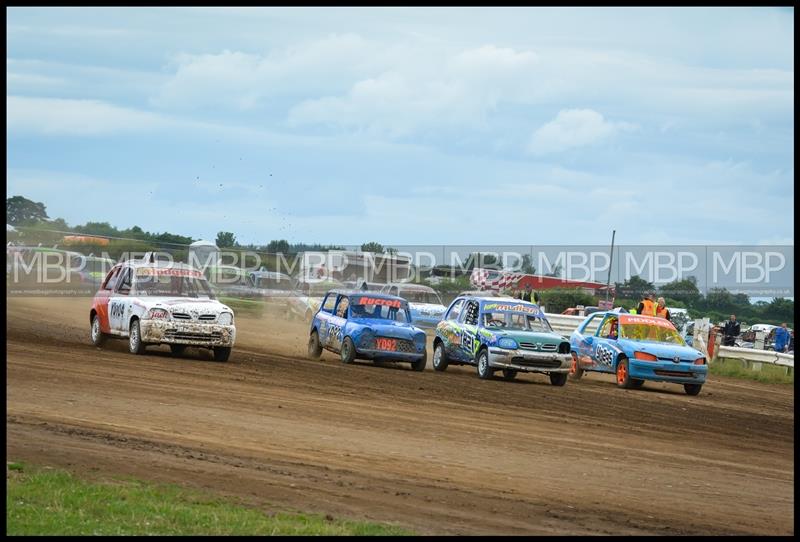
597, 316, 619, 339
463, 301, 480, 326
321, 293, 337, 313
102, 266, 121, 291
446, 299, 465, 321
115, 267, 132, 294
335, 295, 350, 318
581, 312, 604, 334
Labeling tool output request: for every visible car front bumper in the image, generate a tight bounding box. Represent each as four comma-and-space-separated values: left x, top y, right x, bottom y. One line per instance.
628, 360, 707, 384
140, 320, 236, 347
356, 348, 425, 362
488, 348, 572, 373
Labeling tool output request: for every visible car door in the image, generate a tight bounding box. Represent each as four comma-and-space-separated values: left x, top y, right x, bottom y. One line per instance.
574, 313, 604, 369
325, 294, 348, 352
94, 265, 121, 334
440, 298, 465, 359
589, 314, 620, 373
315, 293, 337, 349
457, 300, 481, 363
108, 266, 134, 335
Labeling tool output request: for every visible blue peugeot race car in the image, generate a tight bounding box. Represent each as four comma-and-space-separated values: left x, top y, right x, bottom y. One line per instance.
432, 296, 572, 385
307, 290, 428, 371
569, 310, 708, 395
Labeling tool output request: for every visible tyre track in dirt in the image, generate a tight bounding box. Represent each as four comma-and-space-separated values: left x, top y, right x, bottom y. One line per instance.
6, 297, 794, 534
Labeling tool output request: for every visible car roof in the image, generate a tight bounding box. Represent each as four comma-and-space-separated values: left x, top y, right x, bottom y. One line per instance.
456, 295, 541, 307
328, 289, 407, 302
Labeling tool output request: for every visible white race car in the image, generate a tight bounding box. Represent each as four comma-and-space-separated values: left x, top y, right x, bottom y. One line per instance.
89, 255, 236, 361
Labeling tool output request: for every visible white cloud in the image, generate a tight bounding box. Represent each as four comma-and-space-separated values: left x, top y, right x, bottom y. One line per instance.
7, 95, 169, 135
527, 109, 638, 155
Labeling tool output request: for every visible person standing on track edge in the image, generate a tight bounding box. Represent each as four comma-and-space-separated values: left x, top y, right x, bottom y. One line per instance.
774, 323, 791, 353
721, 314, 740, 347
637, 292, 657, 316
519, 283, 541, 305
656, 297, 670, 321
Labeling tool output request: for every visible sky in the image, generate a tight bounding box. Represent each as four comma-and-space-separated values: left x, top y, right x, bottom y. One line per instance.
6, 6, 795, 248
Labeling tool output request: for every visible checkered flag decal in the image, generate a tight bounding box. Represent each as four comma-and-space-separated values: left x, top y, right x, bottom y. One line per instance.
595, 344, 614, 367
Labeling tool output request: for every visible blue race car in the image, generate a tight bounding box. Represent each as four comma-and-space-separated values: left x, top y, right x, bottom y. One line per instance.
569, 310, 708, 395
307, 290, 428, 371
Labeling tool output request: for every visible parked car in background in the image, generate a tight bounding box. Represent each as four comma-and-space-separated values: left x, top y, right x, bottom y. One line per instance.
90, 254, 235, 361
433, 296, 572, 385
289, 278, 346, 322
562, 306, 601, 317
381, 282, 447, 330
307, 290, 427, 371
569, 310, 707, 395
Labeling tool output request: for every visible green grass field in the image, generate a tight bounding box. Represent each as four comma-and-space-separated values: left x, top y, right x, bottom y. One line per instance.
710, 358, 794, 385
6, 462, 411, 536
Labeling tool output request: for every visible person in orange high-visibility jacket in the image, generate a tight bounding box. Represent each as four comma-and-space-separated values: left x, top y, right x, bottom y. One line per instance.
637, 293, 657, 316
655, 297, 670, 321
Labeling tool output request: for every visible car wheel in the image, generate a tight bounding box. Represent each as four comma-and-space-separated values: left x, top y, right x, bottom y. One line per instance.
502, 369, 517, 381
549, 372, 568, 386
568, 353, 584, 381
170, 344, 186, 357
432, 342, 449, 372
90, 313, 106, 347
684, 383, 702, 396
308, 330, 323, 359
213, 347, 231, 362
341, 337, 356, 364
129, 319, 146, 355
411, 348, 427, 372
615, 358, 633, 389
476, 348, 493, 380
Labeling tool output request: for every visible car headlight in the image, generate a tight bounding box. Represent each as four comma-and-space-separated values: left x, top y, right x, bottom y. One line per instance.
498, 337, 518, 350
146, 308, 170, 320
218, 312, 233, 325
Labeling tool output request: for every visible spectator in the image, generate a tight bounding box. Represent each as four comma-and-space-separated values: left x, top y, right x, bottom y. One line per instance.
774, 323, 791, 353
520, 283, 541, 305
655, 297, 670, 321
636, 292, 656, 316
721, 314, 740, 347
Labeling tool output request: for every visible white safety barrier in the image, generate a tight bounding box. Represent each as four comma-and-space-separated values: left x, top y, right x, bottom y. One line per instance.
716, 346, 794, 367
544, 313, 598, 336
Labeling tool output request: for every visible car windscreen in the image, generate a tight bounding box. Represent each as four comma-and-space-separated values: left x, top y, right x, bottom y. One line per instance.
620, 323, 685, 345
482, 311, 553, 332
134, 269, 215, 299
349, 296, 410, 323
401, 289, 442, 305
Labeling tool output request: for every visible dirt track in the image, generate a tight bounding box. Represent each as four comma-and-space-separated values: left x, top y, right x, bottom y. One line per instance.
6, 297, 794, 534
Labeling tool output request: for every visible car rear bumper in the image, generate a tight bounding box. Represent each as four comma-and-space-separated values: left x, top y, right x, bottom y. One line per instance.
140, 320, 236, 347
629, 360, 707, 384
488, 349, 572, 373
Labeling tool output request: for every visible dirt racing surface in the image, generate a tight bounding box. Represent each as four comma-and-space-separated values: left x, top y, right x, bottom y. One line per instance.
6, 297, 794, 535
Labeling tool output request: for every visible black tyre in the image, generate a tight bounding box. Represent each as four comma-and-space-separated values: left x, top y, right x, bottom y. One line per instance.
170, 344, 187, 357
684, 383, 703, 396
502, 369, 517, 381
308, 330, 323, 359
615, 358, 633, 389
549, 372, 568, 386
476, 348, 493, 380
569, 353, 584, 381
411, 349, 427, 372
90, 313, 107, 347
213, 347, 232, 362
341, 336, 356, 364
129, 319, 147, 355
432, 342, 449, 372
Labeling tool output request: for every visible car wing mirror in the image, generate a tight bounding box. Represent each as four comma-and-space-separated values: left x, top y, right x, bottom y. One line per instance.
584, 336, 594, 345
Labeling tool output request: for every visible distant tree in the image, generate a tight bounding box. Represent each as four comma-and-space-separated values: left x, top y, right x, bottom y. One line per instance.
539, 288, 597, 314
659, 278, 702, 306
7, 195, 49, 226
614, 275, 655, 301
545, 263, 563, 278
521, 254, 536, 275
361, 242, 384, 253
216, 231, 238, 248
267, 239, 291, 254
